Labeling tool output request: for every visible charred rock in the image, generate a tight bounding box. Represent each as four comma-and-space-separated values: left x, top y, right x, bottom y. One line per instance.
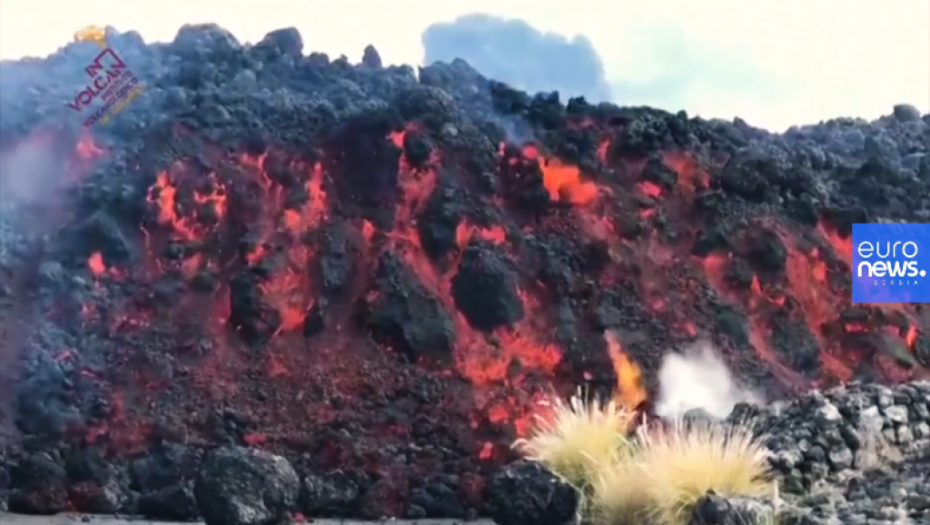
717, 154, 773, 203
228, 269, 281, 344
362, 251, 456, 361
402, 128, 433, 169
324, 109, 404, 225
408, 474, 467, 519
417, 180, 466, 260
67, 479, 126, 514
71, 211, 133, 265
254, 28, 304, 60
641, 154, 679, 190
302, 298, 327, 338
128, 443, 201, 494
452, 242, 524, 332
194, 446, 300, 525
299, 469, 363, 517
484, 459, 579, 525
318, 222, 358, 296
688, 491, 773, 525
138, 481, 200, 521
361, 45, 382, 69
7, 453, 69, 515
691, 227, 731, 257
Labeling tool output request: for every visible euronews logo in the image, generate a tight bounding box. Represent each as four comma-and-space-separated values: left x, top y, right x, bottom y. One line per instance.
851, 223, 930, 303
856, 241, 925, 280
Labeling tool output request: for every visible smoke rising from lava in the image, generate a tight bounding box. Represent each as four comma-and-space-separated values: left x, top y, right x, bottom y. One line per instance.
421, 13, 612, 103
654, 342, 764, 420
0, 134, 65, 211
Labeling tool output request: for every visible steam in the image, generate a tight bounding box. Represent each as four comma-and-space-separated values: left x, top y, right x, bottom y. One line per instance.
654, 341, 763, 420
421, 13, 612, 103
0, 134, 64, 210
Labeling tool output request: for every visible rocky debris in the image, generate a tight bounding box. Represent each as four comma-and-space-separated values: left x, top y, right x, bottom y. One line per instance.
484, 459, 579, 525
407, 474, 470, 519
299, 469, 364, 517
194, 447, 299, 525
6, 453, 69, 515
701, 379, 930, 525
688, 492, 776, 525
138, 481, 200, 521
738, 381, 930, 495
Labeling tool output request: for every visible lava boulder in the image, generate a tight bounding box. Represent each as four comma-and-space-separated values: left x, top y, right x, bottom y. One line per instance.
300, 469, 363, 517
7, 453, 69, 515
452, 242, 524, 332
640, 154, 679, 191
484, 459, 579, 525
363, 251, 457, 361
194, 446, 300, 525
743, 227, 787, 273
138, 481, 200, 521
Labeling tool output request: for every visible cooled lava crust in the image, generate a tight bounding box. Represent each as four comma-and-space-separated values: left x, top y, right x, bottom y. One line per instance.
0, 25, 928, 520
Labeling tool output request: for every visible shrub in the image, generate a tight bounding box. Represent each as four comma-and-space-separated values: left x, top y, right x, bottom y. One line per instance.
590, 452, 651, 524
513, 390, 636, 493
626, 420, 772, 524
518, 392, 774, 525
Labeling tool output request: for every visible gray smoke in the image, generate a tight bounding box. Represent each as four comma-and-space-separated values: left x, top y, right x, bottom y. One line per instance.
422, 13, 612, 103
0, 134, 66, 209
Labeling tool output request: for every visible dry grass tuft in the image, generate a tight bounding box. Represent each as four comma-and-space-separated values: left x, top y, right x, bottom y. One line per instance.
590, 453, 651, 524
590, 419, 772, 524
635, 420, 772, 524
513, 389, 636, 492
515, 392, 774, 525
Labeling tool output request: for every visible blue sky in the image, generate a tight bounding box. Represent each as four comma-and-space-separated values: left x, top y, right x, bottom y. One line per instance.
1, 0, 927, 131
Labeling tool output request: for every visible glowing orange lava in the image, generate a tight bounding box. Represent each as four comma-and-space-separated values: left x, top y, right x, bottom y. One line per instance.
87, 252, 106, 276
523, 146, 598, 205
604, 331, 647, 410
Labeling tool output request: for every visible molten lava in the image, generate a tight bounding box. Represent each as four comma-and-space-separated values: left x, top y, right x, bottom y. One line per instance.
3, 112, 926, 520
605, 331, 648, 411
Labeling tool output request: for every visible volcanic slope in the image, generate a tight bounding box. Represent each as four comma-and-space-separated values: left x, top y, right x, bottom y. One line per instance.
0, 24, 928, 520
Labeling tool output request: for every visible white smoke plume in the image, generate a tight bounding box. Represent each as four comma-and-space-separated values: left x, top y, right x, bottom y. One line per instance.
654, 341, 763, 420
0, 133, 64, 210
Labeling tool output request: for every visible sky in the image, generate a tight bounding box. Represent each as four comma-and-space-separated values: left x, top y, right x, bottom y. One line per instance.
0, 0, 928, 131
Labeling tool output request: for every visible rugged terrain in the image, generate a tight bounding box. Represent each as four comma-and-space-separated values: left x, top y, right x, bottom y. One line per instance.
0, 24, 928, 522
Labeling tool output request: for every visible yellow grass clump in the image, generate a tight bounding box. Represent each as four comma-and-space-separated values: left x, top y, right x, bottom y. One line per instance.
515, 389, 774, 524
513, 390, 636, 492
592, 419, 773, 525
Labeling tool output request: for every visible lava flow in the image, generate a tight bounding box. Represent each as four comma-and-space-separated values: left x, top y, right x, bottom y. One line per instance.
0, 92, 926, 519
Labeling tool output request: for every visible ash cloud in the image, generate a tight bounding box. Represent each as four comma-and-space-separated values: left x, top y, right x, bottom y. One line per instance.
421, 13, 612, 103
654, 342, 763, 420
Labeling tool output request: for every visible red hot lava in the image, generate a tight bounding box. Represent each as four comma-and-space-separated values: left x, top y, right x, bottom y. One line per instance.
3, 117, 925, 517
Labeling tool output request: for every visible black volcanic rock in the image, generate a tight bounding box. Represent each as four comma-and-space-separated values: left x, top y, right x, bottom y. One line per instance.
7, 453, 69, 515
195, 447, 299, 525
362, 251, 456, 361
452, 242, 524, 331
484, 459, 579, 525
138, 481, 200, 521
